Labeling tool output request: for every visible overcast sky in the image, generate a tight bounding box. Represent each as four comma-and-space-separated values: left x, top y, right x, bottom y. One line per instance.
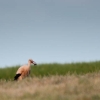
0, 0, 100, 67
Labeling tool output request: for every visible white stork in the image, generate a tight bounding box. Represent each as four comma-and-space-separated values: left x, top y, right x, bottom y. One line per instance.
14, 59, 37, 81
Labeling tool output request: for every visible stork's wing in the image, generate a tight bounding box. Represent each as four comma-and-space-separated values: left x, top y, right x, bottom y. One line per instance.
14, 74, 21, 80
16, 65, 26, 74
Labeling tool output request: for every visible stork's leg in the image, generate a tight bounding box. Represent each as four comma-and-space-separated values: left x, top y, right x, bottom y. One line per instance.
27, 70, 30, 77
18, 76, 23, 80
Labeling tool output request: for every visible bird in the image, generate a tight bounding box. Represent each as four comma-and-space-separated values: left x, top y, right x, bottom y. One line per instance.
14, 59, 37, 81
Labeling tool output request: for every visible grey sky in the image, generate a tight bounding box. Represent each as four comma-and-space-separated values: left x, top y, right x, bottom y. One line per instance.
0, 0, 100, 67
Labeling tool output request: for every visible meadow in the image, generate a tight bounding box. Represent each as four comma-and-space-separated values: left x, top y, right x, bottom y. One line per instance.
0, 61, 100, 80
0, 61, 100, 100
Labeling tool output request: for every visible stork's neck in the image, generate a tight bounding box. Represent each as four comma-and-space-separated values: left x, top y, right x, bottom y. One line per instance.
28, 61, 31, 68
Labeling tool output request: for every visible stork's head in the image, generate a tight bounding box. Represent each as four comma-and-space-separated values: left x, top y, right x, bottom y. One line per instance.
29, 59, 37, 65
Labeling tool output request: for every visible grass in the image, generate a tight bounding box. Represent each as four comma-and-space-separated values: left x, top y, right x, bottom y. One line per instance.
0, 73, 100, 100
0, 61, 100, 80
31, 61, 100, 76
0, 61, 100, 100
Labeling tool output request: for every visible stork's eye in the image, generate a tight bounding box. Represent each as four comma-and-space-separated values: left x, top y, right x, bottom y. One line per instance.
31, 61, 33, 63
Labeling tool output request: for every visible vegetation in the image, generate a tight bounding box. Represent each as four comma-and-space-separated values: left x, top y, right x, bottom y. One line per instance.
0, 61, 100, 100
0, 61, 100, 80
0, 73, 100, 100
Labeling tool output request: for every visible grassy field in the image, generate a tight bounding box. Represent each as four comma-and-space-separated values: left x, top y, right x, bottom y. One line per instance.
0, 61, 100, 100
0, 73, 100, 100
0, 61, 100, 80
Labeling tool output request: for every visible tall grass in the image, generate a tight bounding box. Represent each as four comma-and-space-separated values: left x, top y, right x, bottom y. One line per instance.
0, 61, 100, 80
0, 73, 100, 100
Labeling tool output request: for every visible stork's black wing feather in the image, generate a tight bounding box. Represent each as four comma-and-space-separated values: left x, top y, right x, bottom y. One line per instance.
14, 74, 21, 80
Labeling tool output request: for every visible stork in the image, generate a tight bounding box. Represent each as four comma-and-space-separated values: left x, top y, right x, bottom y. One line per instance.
14, 59, 37, 81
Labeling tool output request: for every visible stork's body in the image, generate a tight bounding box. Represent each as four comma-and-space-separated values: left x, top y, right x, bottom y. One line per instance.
14, 59, 37, 81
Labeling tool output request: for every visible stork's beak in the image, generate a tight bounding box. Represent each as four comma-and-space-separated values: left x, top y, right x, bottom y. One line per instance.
33, 61, 37, 65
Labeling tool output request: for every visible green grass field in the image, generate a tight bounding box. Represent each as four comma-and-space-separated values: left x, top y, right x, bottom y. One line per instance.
0, 61, 100, 80
0, 61, 100, 100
